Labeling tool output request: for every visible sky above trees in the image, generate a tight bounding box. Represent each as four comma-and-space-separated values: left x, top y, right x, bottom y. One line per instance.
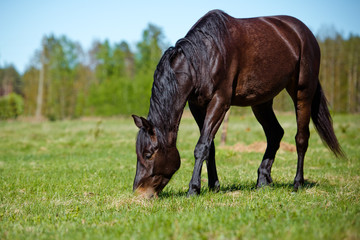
1, 0, 360, 74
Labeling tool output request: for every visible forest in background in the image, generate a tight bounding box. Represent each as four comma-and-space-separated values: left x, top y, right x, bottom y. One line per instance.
1, 24, 360, 120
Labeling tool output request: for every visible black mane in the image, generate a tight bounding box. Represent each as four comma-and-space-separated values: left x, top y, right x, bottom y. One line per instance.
175, 10, 231, 81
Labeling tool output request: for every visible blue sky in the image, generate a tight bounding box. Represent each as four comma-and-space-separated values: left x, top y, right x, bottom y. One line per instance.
1, 0, 359, 73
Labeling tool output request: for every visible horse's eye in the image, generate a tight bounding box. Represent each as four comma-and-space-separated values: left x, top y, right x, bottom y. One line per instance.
145, 152, 152, 160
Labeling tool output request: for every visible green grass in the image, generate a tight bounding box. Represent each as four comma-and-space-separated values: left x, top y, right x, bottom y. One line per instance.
0, 113, 359, 239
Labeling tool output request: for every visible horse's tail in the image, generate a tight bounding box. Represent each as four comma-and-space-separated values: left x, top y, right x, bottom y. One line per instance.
311, 82, 346, 158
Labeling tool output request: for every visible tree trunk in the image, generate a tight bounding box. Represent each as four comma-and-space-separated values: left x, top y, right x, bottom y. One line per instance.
35, 48, 45, 120
220, 110, 230, 146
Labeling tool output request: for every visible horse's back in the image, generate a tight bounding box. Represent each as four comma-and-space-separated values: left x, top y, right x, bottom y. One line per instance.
231, 15, 319, 63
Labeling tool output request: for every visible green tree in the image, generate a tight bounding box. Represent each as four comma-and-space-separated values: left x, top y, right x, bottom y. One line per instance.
0, 65, 22, 96
87, 40, 131, 116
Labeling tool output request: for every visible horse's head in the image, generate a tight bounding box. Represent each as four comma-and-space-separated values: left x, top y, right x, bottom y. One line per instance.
132, 115, 181, 198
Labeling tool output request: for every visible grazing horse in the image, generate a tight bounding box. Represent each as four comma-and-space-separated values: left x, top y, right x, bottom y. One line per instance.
132, 10, 344, 198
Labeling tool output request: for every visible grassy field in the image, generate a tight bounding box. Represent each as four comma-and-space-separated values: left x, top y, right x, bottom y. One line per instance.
0, 112, 359, 239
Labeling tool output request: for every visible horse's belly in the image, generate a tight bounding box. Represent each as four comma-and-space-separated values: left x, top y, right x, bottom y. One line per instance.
231, 70, 293, 106
231, 88, 280, 106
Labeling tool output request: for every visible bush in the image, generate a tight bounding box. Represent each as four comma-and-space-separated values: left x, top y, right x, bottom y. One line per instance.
0, 93, 24, 120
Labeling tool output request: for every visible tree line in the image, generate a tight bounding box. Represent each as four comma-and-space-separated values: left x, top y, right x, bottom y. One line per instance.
0, 25, 359, 120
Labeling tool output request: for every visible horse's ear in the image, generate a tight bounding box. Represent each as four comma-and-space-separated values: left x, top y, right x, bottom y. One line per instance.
132, 115, 143, 129
132, 115, 154, 135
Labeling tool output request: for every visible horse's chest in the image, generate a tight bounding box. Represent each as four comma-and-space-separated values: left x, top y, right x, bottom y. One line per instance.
188, 86, 213, 106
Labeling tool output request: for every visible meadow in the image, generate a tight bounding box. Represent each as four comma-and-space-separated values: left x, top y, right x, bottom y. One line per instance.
0, 112, 359, 239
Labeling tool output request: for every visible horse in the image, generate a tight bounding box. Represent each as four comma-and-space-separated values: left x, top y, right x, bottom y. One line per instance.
132, 10, 344, 198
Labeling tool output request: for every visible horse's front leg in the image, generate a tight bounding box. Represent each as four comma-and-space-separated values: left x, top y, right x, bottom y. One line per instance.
189, 102, 220, 192
188, 95, 229, 196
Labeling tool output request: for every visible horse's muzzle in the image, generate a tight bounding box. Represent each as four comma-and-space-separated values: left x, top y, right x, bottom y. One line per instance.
134, 187, 158, 199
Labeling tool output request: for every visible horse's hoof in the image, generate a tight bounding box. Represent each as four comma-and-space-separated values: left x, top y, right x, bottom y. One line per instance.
187, 188, 200, 197
256, 176, 273, 188
209, 181, 220, 192
294, 178, 304, 191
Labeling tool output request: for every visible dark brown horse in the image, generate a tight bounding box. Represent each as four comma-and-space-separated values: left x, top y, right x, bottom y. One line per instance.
132, 10, 344, 198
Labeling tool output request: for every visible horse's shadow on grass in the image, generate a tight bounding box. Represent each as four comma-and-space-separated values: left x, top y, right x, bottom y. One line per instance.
159, 180, 318, 199
222, 179, 318, 192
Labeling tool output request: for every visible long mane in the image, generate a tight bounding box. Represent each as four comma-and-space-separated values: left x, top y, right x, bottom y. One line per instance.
175, 10, 231, 81
147, 47, 178, 146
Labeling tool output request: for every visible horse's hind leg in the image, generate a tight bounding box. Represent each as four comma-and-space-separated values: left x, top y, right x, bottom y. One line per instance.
189, 102, 220, 192
287, 71, 318, 190
252, 100, 284, 187
292, 90, 313, 190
